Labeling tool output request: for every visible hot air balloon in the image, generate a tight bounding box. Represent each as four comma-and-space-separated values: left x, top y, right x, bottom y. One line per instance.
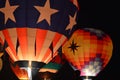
38, 53, 66, 80
62, 28, 113, 80
0, 0, 79, 79
39, 54, 65, 73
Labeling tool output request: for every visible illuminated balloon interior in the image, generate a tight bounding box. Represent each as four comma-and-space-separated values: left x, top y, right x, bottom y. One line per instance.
62, 28, 113, 79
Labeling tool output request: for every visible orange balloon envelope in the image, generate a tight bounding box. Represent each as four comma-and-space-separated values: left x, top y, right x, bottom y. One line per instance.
62, 28, 113, 77
0, 28, 67, 63
0, 0, 80, 63
0, 0, 79, 79
0, 0, 80, 64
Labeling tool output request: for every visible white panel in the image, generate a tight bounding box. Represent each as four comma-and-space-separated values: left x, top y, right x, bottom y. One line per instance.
8, 28, 17, 53
27, 28, 36, 61
38, 30, 55, 62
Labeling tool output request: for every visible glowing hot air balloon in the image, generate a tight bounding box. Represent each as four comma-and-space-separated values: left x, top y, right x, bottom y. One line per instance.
39, 53, 66, 73
0, 0, 79, 79
38, 53, 66, 80
62, 28, 113, 80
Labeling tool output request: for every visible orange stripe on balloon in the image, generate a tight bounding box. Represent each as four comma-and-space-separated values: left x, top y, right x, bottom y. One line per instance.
37, 30, 55, 62
2, 29, 18, 61
36, 29, 47, 60
5, 47, 18, 61
41, 48, 51, 63
53, 33, 61, 49
53, 34, 67, 56
17, 28, 27, 60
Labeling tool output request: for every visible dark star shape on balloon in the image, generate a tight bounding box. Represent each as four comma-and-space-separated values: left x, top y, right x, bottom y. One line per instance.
68, 39, 80, 55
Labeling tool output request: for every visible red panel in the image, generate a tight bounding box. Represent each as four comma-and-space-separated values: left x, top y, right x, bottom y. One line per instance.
17, 28, 27, 60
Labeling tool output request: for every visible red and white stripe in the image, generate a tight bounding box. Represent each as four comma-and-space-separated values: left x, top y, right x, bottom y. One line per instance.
0, 28, 67, 63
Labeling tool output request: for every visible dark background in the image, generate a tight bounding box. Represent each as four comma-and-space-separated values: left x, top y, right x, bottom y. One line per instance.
76, 0, 119, 80
0, 0, 119, 80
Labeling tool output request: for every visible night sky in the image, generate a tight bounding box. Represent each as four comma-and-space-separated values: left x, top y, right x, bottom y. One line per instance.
0, 0, 119, 80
